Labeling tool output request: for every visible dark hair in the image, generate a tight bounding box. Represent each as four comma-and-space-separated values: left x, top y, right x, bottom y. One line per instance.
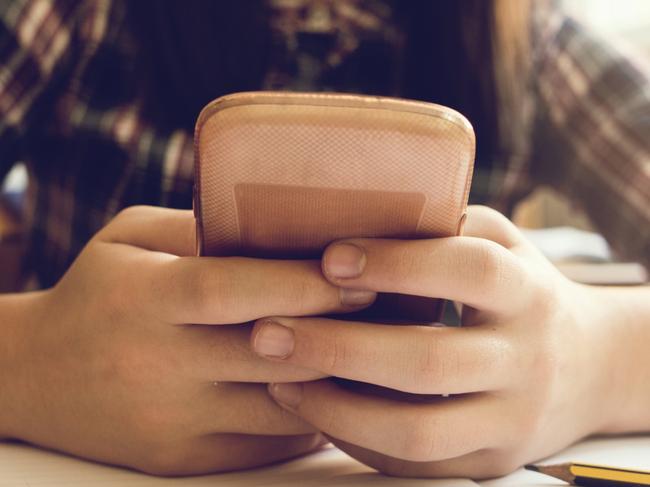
129, 0, 272, 130
128, 0, 529, 166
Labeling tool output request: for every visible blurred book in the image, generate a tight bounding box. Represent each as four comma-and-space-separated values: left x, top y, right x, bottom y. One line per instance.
521, 226, 611, 262
521, 227, 647, 285
554, 261, 647, 285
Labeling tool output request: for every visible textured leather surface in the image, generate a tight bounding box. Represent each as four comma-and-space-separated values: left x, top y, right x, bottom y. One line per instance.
195, 91, 475, 322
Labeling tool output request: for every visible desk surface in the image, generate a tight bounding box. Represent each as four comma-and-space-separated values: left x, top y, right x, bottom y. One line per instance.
1, 435, 648, 486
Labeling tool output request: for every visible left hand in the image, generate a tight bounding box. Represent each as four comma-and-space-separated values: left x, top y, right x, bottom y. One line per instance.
249, 205, 617, 478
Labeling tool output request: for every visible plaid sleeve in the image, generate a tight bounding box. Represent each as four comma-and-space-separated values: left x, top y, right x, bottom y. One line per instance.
0, 0, 79, 181
529, 11, 650, 268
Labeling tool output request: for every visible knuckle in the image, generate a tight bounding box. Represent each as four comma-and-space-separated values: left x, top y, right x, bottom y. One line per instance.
96, 339, 143, 385
409, 334, 454, 393
475, 332, 515, 386
530, 276, 561, 319
471, 240, 508, 288
391, 244, 425, 284
397, 415, 443, 462
323, 331, 350, 373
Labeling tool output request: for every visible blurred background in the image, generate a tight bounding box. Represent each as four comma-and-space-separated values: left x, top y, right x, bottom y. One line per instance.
509, 0, 648, 285
565, 0, 650, 54
1, 0, 649, 290
514, 0, 650, 232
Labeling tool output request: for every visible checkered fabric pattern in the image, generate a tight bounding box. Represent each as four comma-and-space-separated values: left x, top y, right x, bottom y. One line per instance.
0, 0, 648, 288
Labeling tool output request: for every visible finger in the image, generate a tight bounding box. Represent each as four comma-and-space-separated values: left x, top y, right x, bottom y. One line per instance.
183, 323, 326, 383
201, 382, 317, 435
464, 206, 558, 268
100, 205, 196, 256
268, 380, 506, 463
138, 433, 324, 476
332, 439, 518, 479
149, 257, 376, 324
251, 317, 515, 394
462, 205, 524, 249
321, 235, 529, 314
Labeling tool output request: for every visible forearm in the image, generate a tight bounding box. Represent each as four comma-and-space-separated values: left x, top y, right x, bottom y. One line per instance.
591, 285, 650, 434
0, 291, 45, 439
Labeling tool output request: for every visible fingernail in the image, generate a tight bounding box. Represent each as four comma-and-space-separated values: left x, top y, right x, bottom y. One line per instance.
253, 321, 294, 358
339, 288, 376, 306
324, 243, 366, 279
269, 382, 303, 409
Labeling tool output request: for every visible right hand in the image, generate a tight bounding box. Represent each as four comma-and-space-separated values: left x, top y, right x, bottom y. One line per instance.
2, 206, 376, 475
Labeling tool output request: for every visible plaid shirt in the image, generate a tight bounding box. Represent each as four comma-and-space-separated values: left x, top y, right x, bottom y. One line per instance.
0, 0, 649, 288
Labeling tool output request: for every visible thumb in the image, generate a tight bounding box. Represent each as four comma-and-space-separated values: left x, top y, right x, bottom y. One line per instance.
462, 205, 526, 250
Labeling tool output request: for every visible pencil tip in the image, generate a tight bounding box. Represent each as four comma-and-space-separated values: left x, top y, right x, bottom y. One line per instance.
525, 464, 540, 472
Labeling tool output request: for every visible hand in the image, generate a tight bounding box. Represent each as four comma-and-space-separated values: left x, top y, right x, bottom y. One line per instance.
251, 206, 619, 478
2, 206, 376, 475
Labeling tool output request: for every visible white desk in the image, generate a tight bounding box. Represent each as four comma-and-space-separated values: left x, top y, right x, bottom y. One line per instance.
1, 436, 649, 486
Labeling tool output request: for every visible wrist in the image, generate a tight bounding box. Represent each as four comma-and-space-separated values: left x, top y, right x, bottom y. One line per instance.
0, 290, 48, 439
580, 285, 650, 434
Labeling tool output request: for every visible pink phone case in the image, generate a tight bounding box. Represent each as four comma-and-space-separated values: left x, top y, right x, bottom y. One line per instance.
194, 91, 475, 323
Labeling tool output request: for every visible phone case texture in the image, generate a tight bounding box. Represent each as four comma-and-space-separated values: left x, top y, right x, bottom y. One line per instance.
194, 91, 475, 322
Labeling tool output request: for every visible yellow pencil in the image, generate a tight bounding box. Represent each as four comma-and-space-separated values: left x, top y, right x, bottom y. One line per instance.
525, 462, 650, 486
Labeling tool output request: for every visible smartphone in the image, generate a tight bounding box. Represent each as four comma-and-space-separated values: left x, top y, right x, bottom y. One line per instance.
194, 91, 475, 324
